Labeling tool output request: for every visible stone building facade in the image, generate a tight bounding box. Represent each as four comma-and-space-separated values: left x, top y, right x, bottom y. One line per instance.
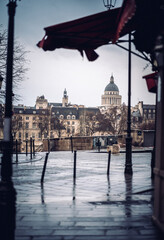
11, 91, 99, 152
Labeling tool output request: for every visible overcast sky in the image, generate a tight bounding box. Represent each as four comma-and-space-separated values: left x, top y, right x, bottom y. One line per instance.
0, 0, 155, 107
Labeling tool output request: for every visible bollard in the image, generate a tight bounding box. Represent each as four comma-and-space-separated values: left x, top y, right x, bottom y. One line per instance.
107, 150, 111, 175
73, 150, 77, 179
30, 137, 32, 160
41, 152, 49, 184
16, 139, 18, 163
26, 140, 28, 156
48, 139, 50, 153
70, 136, 73, 153
33, 139, 35, 157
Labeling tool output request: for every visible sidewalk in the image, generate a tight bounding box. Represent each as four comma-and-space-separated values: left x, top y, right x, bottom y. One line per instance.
10, 151, 164, 239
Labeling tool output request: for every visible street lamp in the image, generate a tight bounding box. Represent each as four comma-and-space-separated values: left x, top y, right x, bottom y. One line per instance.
103, 0, 117, 9
0, 1, 20, 239
125, 33, 133, 175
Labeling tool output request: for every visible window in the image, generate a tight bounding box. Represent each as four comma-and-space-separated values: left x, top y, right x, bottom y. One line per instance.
72, 121, 75, 125
32, 123, 37, 129
39, 117, 42, 121
26, 116, 29, 120
72, 127, 75, 134
33, 111, 36, 114
67, 121, 70, 125
67, 128, 70, 133
38, 132, 41, 139
44, 133, 47, 138
60, 115, 64, 119
33, 117, 36, 120
25, 122, 29, 129
19, 110, 23, 113
67, 115, 71, 120
72, 115, 76, 120
18, 122, 22, 128
42, 111, 45, 114
25, 132, 28, 139
32, 133, 35, 139
18, 132, 21, 139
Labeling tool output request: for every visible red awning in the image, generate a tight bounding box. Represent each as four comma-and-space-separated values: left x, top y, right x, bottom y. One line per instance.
37, 0, 136, 61
143, 72, 158, 93
113, 0, 136, 43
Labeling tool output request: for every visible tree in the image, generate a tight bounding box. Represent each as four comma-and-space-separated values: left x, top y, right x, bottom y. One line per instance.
38, 113, 50, 139
95, 112, 114, 134
96, 105, 128, 135
117, 103, 127, 134
12, 115, 24, 140
140, 121, 155, 130
51, 116, 66, 138
84, 111, 98, 136
0, 26, 29, 102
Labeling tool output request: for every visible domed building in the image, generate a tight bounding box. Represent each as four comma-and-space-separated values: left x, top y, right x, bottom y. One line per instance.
101, 74, 122, 107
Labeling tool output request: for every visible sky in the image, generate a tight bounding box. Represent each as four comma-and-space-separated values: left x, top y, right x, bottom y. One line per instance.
0, 0, 156, 108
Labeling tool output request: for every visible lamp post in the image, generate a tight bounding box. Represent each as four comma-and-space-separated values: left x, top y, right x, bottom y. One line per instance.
0, 1, 19, 239
103, 0, 116, 9
125, 33, 133, 175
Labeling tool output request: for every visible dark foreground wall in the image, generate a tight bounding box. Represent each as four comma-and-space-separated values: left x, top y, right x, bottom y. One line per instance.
43, 137, 93, 151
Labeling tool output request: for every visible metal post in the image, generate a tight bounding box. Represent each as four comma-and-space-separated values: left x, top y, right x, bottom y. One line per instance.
16, 139, 18, 163
30, 137, 32, 160
73, 150, 77, 179
33, 139, 35, 157
0, 1, 17, 239
41, 153, 49, 184
70, 136, 73, 153
48, 138, 50, 153
125, 33, 133, 175
26, 140, 28, 156
107, 150, 111, 175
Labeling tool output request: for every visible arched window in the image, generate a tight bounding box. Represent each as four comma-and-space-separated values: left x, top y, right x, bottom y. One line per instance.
72, 115, 76, 120
60, 115, 64, 119
67, 115, 71, 120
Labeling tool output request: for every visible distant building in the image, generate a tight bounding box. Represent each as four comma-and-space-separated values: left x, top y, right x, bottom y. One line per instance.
101, 74, 122, 109
132, 101, 156, 123
11, 90, 100, 152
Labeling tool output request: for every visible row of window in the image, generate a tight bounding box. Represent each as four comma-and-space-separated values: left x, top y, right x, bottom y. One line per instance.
52, 113, 76, 120
144, 113, 155, 119
105, 92, 119, 95
144, 109, 155, 113
18, 110, 47, 114
14, 114, 76, 120
18, 132, 47, 140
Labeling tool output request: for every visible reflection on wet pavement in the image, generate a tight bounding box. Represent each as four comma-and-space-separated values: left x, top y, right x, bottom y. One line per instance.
1, 150, 163, 239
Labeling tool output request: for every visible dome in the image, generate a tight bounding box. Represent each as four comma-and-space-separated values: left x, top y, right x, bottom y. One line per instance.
105, 75, 119, 92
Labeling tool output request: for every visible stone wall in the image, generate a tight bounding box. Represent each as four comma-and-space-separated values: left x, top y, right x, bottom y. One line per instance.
43, 137, 93, 151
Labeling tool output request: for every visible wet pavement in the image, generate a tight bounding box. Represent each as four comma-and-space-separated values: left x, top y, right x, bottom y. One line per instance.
1, 150, 164, 239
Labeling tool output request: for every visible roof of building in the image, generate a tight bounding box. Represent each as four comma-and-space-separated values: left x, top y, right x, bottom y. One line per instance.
105, 75, 119, 92
48, 102, 62, 107
13, 107, 49, 115
143, 104, 155, 110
